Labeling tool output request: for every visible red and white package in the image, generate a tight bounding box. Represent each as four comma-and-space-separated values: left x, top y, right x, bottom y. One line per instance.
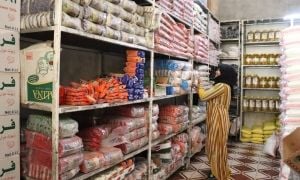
99, 147, 123, 166
115, 106, 145, 118
80, 151, 106, 173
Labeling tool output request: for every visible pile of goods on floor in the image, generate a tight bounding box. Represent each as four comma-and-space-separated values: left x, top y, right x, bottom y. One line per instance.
154, 60, 192, 96
241, 118, 280, 144
151, 133, 188, 179
21, 0, 161, 48
158, 105, 189, 135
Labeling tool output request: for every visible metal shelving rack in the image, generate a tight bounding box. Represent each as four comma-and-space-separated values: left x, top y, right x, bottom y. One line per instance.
240, 19, 289, 141
20, 0, 220, 179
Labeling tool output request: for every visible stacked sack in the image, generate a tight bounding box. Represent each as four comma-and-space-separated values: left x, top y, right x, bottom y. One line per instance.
191, 105, 207, 124
21, 0, 160, 48
194, 2, 208, 33
121, 50, 145, 100
208, 17, 221, 44
193, 65, 211, 90
209, 41, 220, 66
279, 25, 300, 180
124, 157, 148, 180
194, 35, 209, 63
154, 59, 192, 95
154, 13, 193, 59
25, 115, 83, 180
191, 126, 206, 154
158, 105, 189, 135
145, 104, 160, 141
91, 159, 135, 180
151, 133, 188, 179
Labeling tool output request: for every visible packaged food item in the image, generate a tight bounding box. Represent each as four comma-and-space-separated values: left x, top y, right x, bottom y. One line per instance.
134, 14, 145, 27
275, 98, 280, 111
107, 3, 122, 17
99, 147, 123, 166
267, 77, 276, 88
253, 54, 260, 65
275, 54, 280, 65
82, 20, 106, 35
249, 98, 255, 111
121, 20, 135, 34
61, 167, 80, 180
78, 126, 110, 151
62, 12, 82, 30
268, 30, 276, 41
83, 6, 107, 25
261, 30, 269, 41
90, 0, 110, 12
59, 118, 79, 138
262, 97, 269, 111
254, 30, 261, 41
63, 0, 83, 18
104, 26, 121, 40
268, 98, 275, 111
120, 0, 137, 13
275, 77, 280, 88
255, 98, 262, 111
252, 74, 260, 88
115, 106, 145, 118
260, 54, 268, 65
243, 97, 249, 111
268, 54, 276, 65
106, 14, 122, 30
275, 30, 281, 41
80, 151, 105, 173
244, 75, 252, 88
119, 8, 134, 22
244, 54, 253, 65
259, 77, 267, 88
247, 31, 254, 42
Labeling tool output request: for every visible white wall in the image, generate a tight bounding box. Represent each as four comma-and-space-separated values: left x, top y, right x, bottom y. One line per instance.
218, 0, 300, 21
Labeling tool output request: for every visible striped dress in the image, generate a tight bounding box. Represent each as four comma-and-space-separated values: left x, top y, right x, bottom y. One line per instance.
198, 83, 231, 180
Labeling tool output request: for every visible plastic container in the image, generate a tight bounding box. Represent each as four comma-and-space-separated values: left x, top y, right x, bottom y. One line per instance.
261, 30, 269, 41
255, 98, 262, 111
260, 54, 268, 65
249, 98, 255, 111
262, 97, 269, 111
268, 98, 275, 111
247, 31, 254, 42
254, 30, 261, 41
243, 97, 249, 111
268, 30, 276, 41
252, 74, 260, 88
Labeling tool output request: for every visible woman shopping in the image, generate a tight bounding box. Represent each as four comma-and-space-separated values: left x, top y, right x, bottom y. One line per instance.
198, 64, 237, 180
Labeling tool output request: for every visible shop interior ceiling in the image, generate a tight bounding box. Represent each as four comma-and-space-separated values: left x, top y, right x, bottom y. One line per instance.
214, 0, 300, 21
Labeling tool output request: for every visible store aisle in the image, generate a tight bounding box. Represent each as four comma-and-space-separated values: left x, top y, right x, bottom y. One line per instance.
170, 143, 280, 180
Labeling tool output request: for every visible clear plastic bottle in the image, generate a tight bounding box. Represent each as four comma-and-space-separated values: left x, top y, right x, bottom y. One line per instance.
254, 30, 261, 42
262, 97, 269, 111
247, 31, 254, 42
243, 97, 249, 111
255, 98, 262, 111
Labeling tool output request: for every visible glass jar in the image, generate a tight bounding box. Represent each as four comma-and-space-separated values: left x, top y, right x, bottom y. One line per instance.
268, 54, 276, 65
262, 97, 269, 111
275, 30, 281, 41
275, 77, 280, 88
275, 54, 280, 65
254, 30, 261, 42
275, 98, 280, 111
268, 30, 276, 41
247, 31, 254, 42
245, 75, 252, 88
255, 98, 262, 111
259, 77, 267, 88
243, 97, 249, 111
261, 30, 269, 41
268, 77, 276, 88
244, 54, 253, 65
268, 98, 275, 111
252, 74, 260, 88
253, 54, 260, 65
249, 97, 256, 111
260, 54, 268, 65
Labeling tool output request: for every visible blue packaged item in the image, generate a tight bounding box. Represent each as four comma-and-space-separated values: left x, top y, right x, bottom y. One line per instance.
127, 88, 134, 94
166, 86, 174, 95
136, 68, 144, 74
137, 62, 145, 69
180, 80, 189, 90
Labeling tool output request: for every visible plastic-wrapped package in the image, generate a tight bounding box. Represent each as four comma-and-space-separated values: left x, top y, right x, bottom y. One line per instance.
62, 12, 82, 30
119, 9, 134, 22
106, 14, 122, 30
99, 147, 123, 166
121, 32, 136, 43
121, 20, 135, 34
59, 118, 79, 138
106, 0, 121, 4
104, 26, 121, 40
61, 167, 80, 180
105, 116, 146, 132
158, 123, 173, 135
117, 136, 148, 154
80, 151, 105, 173
135, 25, 146, 36
83, 6, 107, 25
121, 0, 137, 13
135, 36, 147, 46
82, 20, 106, 35
159, 114, 188, 124
78, 126, 110, 151
124, 127, 147, 141
90, 0, 109, 12
134, 14, 145, 27
63, 0, 83, 18
136, 6, 144, 16
25, 130, 83, 157
159, 105, 186, 117
115, 106, 145, 117
27, 148, 83, 174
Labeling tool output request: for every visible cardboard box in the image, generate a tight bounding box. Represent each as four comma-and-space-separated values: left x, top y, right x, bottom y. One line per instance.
0, 115, 20, 159
283, 127, 300, 173
0, 30, 20, 72
21, 42, 54, 107
0, 73, 19, 116
0, 155, 20, 179
0, 0, 20, 32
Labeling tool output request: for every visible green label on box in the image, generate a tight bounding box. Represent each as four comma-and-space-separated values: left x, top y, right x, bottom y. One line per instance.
27, 82, 53, 103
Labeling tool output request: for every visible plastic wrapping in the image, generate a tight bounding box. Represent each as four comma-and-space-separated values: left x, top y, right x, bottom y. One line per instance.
78, 126, 110, 151
159, 114, 188, 125
63, 0, 83, 18
115, 106, 145, 118
106, 0, 121, 4
82, 20, 106, 35
121, 32, 136, 43
99, 147, 123, 166
90, 0, 109, 12
105, 116, 146, 132
116, 136, 148, 154
103, 26, 121, 40
121, 20, 135, 34
61, 167, 80, 180
80, 151, 105, 173
135, 25, 146, 36
83, 6, 107, 25
21, 12, 55, 30
124, 127, 147, 141
134, 14, 145, 27
106, 14, 122, 30
59, 118, 79, 138
27, 148, 83, 174
119, 9, 134, 22
62, 12, 82, 30
25, 130, 83, 157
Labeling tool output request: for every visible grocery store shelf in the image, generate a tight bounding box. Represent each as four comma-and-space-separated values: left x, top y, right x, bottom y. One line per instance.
244, 41, 280, 46
153, 93, 190, 101
22, 26, 152, 51
154, 50, 190, 61
73, 145, 149, 180
152, 126, 189, 146
243, 65, 280, 68
243, 87, 280, 91
220, 57, 240, 60
191, 116, 206, 126
243, 110, 280, 114
156, 5, 192, 28
221, 38, 239, 42
22, 99, 150, 113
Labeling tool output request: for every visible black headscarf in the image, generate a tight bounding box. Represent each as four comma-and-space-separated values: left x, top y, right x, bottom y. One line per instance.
214, 64, 237, 96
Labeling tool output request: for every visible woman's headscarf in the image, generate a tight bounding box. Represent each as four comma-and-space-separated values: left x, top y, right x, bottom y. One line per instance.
214, 64, 237, 96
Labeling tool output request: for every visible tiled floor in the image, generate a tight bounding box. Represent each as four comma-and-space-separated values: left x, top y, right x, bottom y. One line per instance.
170, 143, 280, 180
